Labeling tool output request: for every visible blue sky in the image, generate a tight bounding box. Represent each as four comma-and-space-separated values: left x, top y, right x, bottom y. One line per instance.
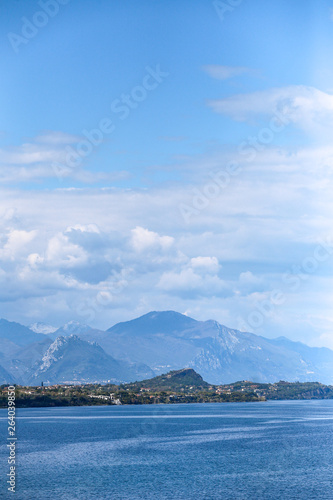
1, 0, 333, 348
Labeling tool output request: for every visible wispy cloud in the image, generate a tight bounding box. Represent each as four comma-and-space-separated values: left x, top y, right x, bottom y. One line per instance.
34, 131, 81, 145
202, 65, 253, 80
0, 132, 129, 184
1, 138, 333, 339
208, 85, 333, 136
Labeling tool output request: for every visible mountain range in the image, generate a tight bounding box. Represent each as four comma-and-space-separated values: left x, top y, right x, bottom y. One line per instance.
0, 311, 332, 385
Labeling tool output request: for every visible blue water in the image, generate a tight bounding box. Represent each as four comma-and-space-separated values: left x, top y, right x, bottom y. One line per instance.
1, 401, 333, 499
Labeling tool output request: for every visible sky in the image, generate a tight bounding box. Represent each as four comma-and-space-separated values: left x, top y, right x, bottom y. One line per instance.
1, 0, 333, 348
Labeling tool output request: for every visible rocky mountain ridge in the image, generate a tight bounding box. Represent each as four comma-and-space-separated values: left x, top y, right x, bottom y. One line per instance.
0, 312, 332, 385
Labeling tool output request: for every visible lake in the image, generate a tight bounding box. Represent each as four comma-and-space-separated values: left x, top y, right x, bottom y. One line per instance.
1, 400, 333, 499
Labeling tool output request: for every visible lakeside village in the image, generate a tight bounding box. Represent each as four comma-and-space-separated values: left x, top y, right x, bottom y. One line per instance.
1, 369, 333, 407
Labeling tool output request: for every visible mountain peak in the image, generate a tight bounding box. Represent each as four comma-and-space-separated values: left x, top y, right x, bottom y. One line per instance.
32, 334, 98, 377
27, 333, 154, 385
38, 336, 68, 373
144, 310, 191, 319
29, 322, 57, 335
107, 310, 198, 336
56, 321, 92, 335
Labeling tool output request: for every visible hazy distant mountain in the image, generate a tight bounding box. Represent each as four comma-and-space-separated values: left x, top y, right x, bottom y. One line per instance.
0, 320, 53, 383
99, 311, 205, 371
0, 319, 46, 346
54, 321, 92, 336
108, 311, 198, 337
29, 322, 57, 335
100, 311, 333, 384
27, 335, 154, 385
0, 363, 15, 384
49, 321, 105, 342
268, 336, 333, 366
1, 311, 333, 385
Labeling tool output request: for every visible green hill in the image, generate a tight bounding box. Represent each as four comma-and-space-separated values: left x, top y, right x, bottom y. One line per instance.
123, 368, 210, 391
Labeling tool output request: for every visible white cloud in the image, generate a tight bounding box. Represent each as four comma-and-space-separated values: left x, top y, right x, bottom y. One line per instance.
27, 253, 44, 269
239, 271, 263, 286
0, 229, 37, 260
0, 140, 332, 344
45, 232, 88, 268
0, 143, 65, 165
0, 133, 130, 184
190, 256, 220, 274
131, 226, 174, 252
157, 268, 227, 297
67, 224, 100, 234
202, 65, 252, 80
34, 131, 81, 145
208, 85, 333, 135
157, 255, 225, 297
